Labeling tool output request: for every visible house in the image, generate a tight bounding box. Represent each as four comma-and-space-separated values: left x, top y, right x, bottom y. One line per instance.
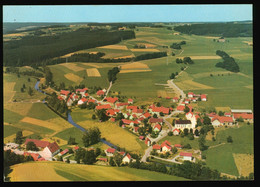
152, 144, 161, 153
231, 109, 253, 123
128, 98, 133, 104
176, 105, 185, 111
149, 105, 170, 115
179, 152, 193, 161
42, 142, 60, 159
76, 88, 88, 97
104, 97, 118, 105
184, 99, 190, 104
24, 152, 42, 161
87, 99, 96, 104
95, 104, 111, 110
60, 90, 70, 99
121, 119, 139, 127
175, 120, 192, 129
122, 153, 132, 164
172, 128, 180, 135
126, 105, 138, 112
105, 148, 116, 157
145, 137, 151, 146
153, 124, 162, 132
132, 108, 143, 116
58, 149, 69, 156
161, 140, 172, 153
96, 90, 105, 96
207, 112, 217, 119
139, 136, 145, 140
24, 139, 50, 149
201, 94, 207, 101
77, 97, 88, 105
115, 102, 129, 109
174, 144, 183, 149
109, 117, 116, 122
191, 97, 197, 102
188, 92, 194, 98
133, 126, 139, 133
224, 112, 232, 117
106, 109, 120, 116
172, 97, 179, 102
142, 112, 151, 119
149, 118, 163, 125
211, 116, 235, 127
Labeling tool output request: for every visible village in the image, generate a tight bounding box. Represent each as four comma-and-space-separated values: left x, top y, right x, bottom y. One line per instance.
4, 84, 254, 166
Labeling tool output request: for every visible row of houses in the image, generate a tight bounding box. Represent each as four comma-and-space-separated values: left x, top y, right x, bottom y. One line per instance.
104, 147, 133, 164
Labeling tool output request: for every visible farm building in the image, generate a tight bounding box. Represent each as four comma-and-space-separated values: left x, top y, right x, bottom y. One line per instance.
24, 139, 50, 150
41, 142, 60, 160
211, 116, 235, 127
231, 109, 253, 123
105, 148, 116, 157
60, 90, 70, 99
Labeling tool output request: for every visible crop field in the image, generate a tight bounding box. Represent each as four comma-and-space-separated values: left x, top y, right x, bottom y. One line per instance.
8, 161, 188, 181
60, 63, 86, 72
86, 68, 101, 77
98, 44, 129, 50
233, 153, 254, 177
119, 61, 151, 74
64, 73, 84, 83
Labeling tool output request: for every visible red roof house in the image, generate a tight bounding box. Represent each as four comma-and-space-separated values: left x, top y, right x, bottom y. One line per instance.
96, 104, 111, 110
176, 105, 185, 111
24, 139, 50, 149
96, 90, 105, 96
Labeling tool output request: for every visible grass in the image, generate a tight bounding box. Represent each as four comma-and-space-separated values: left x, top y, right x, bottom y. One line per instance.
9, 161, 188, 181
55, 127, 85, 147
4, 125, 22, 138
27, 103, 58, 120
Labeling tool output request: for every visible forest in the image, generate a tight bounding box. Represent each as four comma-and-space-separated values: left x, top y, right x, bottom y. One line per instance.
3, 29, 135, 67
215, 50, 240, 72
174, 22, 252, 37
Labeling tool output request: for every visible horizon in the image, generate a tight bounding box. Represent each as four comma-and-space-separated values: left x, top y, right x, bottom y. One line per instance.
3, 5, 252, 23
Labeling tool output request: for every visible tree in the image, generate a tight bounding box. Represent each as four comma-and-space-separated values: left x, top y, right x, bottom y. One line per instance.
227, 136, 233, 143
170, 73, 175, 79
96, 109, 109, 121
92, 114, 96, 120
27, 78, 31, 82
68, 136, 76, 145
184, 106, 190, 113
194, 129, 199, 136
28, 86, 33, 96
20, 88, 24, 92
26, 141, 39, 151
113, 152, 123, 167
14, 131, 24, 144
82, 150, 96, 165
183, 128, 189, 136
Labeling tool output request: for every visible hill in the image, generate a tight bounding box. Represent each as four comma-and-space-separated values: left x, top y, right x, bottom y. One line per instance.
8, 161, 188, 181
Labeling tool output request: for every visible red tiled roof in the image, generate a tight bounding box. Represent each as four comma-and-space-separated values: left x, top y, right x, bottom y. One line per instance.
85, 93, 89, 97
161, 141, 171, 150
145, 137, 151, 145
88, 99, 96, 103
116, 102, 129, 107
96, 104, 111, 110
106, 148, 116, 153
132, 108, 143, 113
106, 109, 120, 116
149, 118, 163, 123
122, 119, 139, 125
151, 106, 170, 114
180, 152, 192, 157
105, 97, 118, 103
201, 94, 207, 99
173, 97, 179, 100
176, 105, 185, 111
109, 117, 116, 122
76, 89, 86, 93
57, 96, 64, 101
24, 152, 40, 161
59, 149, 69, 156
96, 90, 105, 95
153, 124, 161, 131
212, 116, 234, 123
98, 158, 108, 162
125, 153, 131, 159
47, 142, 60, 153
153, 144, 161, 150
143, 112, 151, 118
24, 139, 50, 148
128, 98, 133, 102
174, 144, 183, 148
80, 97, 88, 103
60, 90, 70, 96
173, 128, 180, 133
188, 92, 194, 95
126, 105, 138, 110
233, 113, 253, 119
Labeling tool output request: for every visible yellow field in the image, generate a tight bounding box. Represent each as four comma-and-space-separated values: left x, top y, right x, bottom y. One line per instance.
119, 69, 152, 73
137, 43, 157, 48
243, 41, 253, 46
130, 48, 160, 52
175, 80, 214, 90
20, 117, 70, 132
233, 153, 254, 177
4, 129, 34, 144
244, 85, 253, 90
98, 44, 129, 50
157, 90, 176, 98
4, 82, 16, 103
64, 73, 83, 83
86, 68, 101, 77
4, 33, 26, 37
60, 63, 85, 72
4, 103, 33, 116
78, 120, 143, 154
120, 62, 150, 70
113, 54, 135, 59
9, 162, 69, 181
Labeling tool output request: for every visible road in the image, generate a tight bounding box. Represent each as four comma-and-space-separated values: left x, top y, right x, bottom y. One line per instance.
141, 66, 187, 163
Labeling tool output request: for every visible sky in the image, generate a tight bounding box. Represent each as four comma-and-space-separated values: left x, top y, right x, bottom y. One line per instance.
3, 5, 253, 23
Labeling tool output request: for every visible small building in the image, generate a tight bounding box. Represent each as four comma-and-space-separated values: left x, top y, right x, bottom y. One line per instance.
153, 124, 162, 132
128, 98, 133, 104
105, 148, 116, 157
42, 142, 60, 159
188, 92, 194, 98
174, 144, 183, 149
77, 97, 88, 105
145, 137, 151, 146
176, 105, 185, 111
172, 128, 180, 135
172, 97, 179, 102
60, 90, 70, 99
179, 152, 193, 161
96, 90, 105, 96
201, 94, 207, 101
122, 153, 132, 164
152, 144, 161, 153
149, 118, 163, 125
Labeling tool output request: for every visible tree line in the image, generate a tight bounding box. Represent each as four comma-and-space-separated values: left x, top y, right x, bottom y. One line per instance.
174, 22, 252, 37
3, 29, 135, 67
215, 50, 240, 72
170, 41, 186, 50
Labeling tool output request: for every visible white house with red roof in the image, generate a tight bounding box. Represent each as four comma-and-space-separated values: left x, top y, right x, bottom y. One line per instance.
211, 116, 235, 127
41, 142, 60, 160
77, 97, 88, 105
172, 97, 179, 102
95, 104, 111, 110
179, 152, 193, 161
115, 102, 129, 110
96, 90, 105, 97
145, 137, 151, 146
152, 144, 161, 153
161, 140, 172, 153
105, 148, 116, 157
76, 88, 88, 97
201, 94, 207, 101
188, 92, 194, 98
60, 90, 70, 99
122, 153, 132, 164
172, 128, 180, 135
128, 98, 133, 104
153, 124, 162, 132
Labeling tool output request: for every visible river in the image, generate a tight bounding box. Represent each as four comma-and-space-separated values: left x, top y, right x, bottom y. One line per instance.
34, 80, 118, 149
